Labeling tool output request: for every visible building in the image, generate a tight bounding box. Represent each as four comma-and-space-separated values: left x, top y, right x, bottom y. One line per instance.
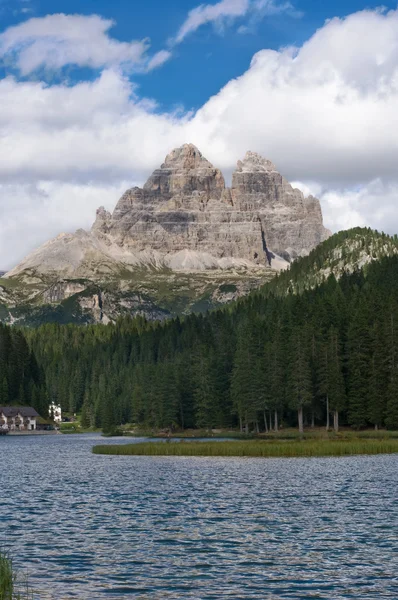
49, 402, 62, 423
0, 407, 39, 431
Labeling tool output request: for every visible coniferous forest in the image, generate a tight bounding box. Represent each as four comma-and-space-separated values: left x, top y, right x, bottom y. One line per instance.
0, 324, 47, 414
0, 242, 396, 433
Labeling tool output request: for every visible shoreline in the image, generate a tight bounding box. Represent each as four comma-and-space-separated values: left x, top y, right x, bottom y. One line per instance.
4, 430, 60, 436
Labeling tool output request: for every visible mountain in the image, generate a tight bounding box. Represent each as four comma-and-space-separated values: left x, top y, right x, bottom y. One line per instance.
1, 144, 330, 325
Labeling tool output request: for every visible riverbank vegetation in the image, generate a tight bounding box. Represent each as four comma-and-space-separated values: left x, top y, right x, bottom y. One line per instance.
93, 436, 398, 458
0, 551, 32, 600
3, 230, 398, 435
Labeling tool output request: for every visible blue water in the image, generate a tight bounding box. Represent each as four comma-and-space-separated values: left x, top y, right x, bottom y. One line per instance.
0, 434, 397, 599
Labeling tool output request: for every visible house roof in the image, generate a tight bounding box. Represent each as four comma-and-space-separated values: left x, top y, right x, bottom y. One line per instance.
0, 406, 39, 418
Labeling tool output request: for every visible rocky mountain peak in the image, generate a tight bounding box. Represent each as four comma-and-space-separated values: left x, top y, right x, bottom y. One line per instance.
91, 206, 111, 235
161, 143, 211, 170
140, 143, 225, 202
7, 144, 331, 282
236, 151, 277, 173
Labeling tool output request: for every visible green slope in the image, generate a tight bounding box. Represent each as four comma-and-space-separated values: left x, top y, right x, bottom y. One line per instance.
262, 227, 398, 296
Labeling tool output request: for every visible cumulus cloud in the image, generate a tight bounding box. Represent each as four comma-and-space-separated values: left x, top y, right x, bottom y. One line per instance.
0, 180, 131, 268
321, 181, 398, 234
293, 178, 398, 235
187, 8, 398, 184
0, 13, 162, 74
2, 8, 398, 267
0, 69, 187, 185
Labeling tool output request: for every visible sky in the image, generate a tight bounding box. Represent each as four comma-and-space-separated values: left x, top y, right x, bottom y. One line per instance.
1, 0, 398, 269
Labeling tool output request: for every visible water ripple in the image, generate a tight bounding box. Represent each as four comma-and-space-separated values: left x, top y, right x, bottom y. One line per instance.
0, 435, 397, 599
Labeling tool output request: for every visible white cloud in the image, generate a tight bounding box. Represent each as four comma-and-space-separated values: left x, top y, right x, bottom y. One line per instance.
0, 69, 187, 185
292, 179, 398, 234
2, 9, 398, 267
173, 0, 250, 44
321, 180, 398, 234
188, 8, 398, 184
0, 180, 130, 268
0, 13, 160, 74
146, 49, 173, 71
171, 0, 294, 44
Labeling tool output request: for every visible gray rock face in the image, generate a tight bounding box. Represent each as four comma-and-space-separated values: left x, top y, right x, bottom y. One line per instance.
93, 144, 329, 269
7, 144, 329, 281
231, 151, 329, 260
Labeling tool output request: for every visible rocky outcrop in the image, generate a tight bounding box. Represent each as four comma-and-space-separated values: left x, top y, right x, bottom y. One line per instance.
90, 143, 329, 272
231, 151, 329, 259
5, 143, 329, 287
41, 281, 88, 304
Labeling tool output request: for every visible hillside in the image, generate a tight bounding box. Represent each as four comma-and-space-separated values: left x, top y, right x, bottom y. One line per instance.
23, 249, 398, 432
0, 267, 277, 326
261, 227, 398, 296
1, 228, 397, 326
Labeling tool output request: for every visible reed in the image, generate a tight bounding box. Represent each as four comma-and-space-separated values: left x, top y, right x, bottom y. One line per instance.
0, 552, 32, 600
92, 438, 398, 458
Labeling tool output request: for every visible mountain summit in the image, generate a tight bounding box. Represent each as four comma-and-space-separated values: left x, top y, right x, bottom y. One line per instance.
7, 144, 329, 280
1, 145, 331, 324
92, 143, 330, 268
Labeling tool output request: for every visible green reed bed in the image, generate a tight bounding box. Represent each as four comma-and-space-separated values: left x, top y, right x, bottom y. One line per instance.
92, 438, 398, 458
0, 552, 32, 600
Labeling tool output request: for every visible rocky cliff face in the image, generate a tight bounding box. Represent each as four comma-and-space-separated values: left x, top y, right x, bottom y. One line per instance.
230, 151, 328, 260
2, 144, 330, 324
90, 144, 329, 272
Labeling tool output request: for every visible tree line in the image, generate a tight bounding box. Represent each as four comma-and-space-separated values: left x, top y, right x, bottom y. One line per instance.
12, 251, 398, 433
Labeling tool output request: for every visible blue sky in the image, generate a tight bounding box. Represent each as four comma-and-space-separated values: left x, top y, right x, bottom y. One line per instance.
2, 0, 397, 110
1, 0, 398, 266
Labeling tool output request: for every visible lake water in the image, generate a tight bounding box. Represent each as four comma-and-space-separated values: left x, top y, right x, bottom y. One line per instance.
0, 434, 397, 599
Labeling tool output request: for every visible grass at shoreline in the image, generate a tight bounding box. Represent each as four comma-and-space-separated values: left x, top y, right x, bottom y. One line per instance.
92, 438, 398, 458
0, 551, 32, 600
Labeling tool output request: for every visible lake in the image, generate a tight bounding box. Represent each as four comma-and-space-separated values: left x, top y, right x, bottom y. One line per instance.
0, 434, 397, 599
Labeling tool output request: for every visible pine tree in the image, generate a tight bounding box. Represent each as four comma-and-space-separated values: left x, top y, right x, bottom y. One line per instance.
384, 306, 398, 429
287, 327, 313, 434
327, 327, 346, 432
367, 320, 388, 429
347, 302, 371, 428
193, 345, 215, 430
231, 326, 262, 434
0, 377, 8, 405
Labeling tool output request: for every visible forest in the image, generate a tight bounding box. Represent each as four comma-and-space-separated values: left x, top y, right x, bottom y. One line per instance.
0, 323, 47, 414
1, 228, 398, 434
